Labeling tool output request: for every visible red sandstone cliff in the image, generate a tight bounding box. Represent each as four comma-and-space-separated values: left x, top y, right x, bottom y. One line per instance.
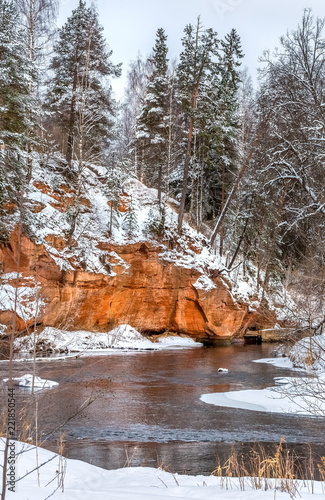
0, 229, 275, 341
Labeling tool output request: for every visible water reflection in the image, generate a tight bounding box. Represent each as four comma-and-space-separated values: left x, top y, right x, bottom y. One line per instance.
0, 343, 324, 474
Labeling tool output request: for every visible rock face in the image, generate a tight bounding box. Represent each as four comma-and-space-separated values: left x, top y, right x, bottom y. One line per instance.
0, 230, 275, 341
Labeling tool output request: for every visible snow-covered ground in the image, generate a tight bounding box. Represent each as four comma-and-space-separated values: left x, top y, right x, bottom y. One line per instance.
1, 440, 324, 500
253, 357, 295, 369
13, 324, 202, 356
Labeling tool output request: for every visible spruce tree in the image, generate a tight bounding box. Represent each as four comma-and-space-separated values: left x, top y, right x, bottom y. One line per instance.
0, 0, 36, 243
0, 0, 35, 149
136, 28, 169, 204
200, 29, 243, 227
123, 195, 139, 236
46, 0, 121, 167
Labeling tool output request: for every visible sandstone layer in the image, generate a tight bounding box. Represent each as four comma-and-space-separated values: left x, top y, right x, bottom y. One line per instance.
0, 230, 275, 341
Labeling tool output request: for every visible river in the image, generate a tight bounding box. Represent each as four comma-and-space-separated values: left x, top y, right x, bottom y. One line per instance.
1, 343, 324, 475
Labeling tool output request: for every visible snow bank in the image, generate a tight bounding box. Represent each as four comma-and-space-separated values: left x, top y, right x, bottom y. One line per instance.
3, 374, 58, 389
1, 439, 324, 500
14, 325, 202, 355
155, 336, 203, 348
15, 325, 154, 353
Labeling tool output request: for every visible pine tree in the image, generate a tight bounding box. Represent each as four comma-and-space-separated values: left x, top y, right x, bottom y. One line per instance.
46, 0, 121, 167
136, 28, 170, 205
176, 18, 219, 233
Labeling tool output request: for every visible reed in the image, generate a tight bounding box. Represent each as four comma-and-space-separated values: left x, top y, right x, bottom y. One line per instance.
211, 439, 324, 497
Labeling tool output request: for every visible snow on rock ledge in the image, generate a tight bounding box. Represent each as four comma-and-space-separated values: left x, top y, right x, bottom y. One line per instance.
0, 165, 277, 340
193, 275, 216, 292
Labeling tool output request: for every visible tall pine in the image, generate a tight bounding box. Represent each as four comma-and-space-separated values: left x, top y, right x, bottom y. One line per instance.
176, 18, 219, 232
202, 29, 243, 253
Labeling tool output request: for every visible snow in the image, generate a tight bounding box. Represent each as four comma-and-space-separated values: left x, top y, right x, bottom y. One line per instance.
201, 348, 325, 416
13, 325, 202, 355
2, 374, 58, 389
289, 335, 325, 372
155, 336, 203, 348
1, 440, 324, 500
253, 357, 295, 369
231, 279, 252, 301
200, 384, 323, 416
193, 275, 216, 292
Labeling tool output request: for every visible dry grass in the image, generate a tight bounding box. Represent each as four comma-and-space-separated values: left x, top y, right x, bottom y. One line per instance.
211, 439, 325, 497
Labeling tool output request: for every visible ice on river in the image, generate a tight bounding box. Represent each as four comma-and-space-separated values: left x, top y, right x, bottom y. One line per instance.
2, 374, 58, 389
201, 356, 325, 417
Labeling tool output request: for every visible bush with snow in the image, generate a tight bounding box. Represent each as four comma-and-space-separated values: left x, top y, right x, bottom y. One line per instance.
289, 335, 325, 372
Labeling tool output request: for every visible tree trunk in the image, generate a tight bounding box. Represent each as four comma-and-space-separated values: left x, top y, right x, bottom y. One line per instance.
66, 65, 78, 166
157, 161, 162, 206
210, 117, 268, 246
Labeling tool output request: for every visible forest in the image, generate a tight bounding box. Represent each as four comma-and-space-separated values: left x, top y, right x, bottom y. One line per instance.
0, 1, 325, 499
0, 0, 324, 334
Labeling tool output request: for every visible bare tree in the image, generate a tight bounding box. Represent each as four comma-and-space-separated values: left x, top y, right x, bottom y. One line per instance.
13, 0, 58, 67
13, 0, 59, 181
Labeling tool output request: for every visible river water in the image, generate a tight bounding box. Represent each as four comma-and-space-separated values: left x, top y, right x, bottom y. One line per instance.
1, 343, 324, 475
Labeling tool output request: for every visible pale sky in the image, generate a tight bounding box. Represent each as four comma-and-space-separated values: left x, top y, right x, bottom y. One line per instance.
58, 0, 325, 99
